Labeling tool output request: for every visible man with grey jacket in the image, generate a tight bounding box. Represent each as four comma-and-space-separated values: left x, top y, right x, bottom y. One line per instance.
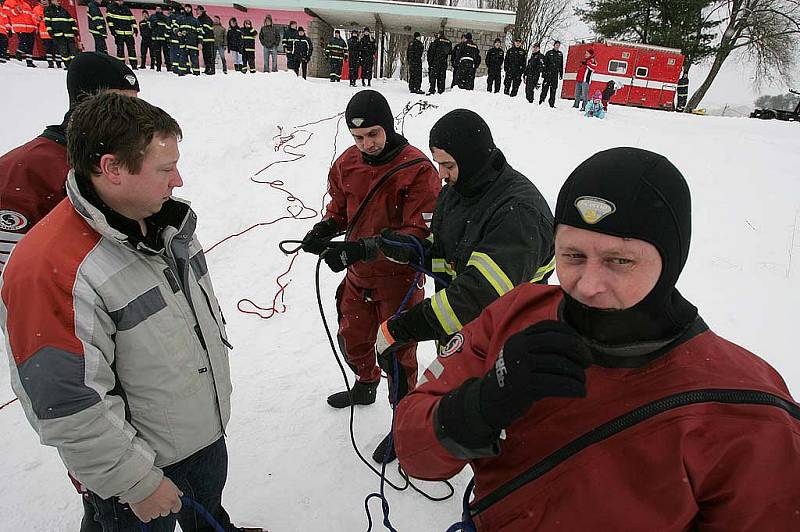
0, 93, 260, 531
258, 14, 280, 72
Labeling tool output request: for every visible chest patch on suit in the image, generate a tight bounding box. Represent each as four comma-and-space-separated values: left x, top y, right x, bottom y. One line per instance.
440, 333, 464, 358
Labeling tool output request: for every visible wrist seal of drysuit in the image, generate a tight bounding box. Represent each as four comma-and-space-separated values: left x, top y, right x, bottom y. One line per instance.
434, 378, 501, 459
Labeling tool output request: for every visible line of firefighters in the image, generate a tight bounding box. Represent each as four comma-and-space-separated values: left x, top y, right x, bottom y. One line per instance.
402, 32, 566, 107
1, 0, 78, 67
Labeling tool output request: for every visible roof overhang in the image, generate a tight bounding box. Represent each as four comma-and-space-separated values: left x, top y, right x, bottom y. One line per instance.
233, 0, 515, 34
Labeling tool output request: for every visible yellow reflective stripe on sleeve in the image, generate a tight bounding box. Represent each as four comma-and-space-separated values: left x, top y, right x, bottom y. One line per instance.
432, 258, 456, 279
530, 255, 556, 283
431, 290, 462, 335
467, 251, 513, 296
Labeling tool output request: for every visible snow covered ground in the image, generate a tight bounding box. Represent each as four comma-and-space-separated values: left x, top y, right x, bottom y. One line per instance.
1, 63, 799, 531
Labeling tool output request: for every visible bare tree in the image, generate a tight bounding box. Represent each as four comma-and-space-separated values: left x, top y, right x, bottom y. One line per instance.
686, 0, 800, 111
514, 0, 572, 48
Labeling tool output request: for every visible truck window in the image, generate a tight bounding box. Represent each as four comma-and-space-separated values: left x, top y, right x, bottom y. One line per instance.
609, 60, 628, 73
636, 66, 648, 77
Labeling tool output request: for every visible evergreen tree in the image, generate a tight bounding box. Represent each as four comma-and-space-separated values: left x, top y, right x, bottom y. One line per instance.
578, 0, 718, 73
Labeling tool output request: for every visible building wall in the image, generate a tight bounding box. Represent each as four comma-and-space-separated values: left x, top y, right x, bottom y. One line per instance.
442, 26, 507, 78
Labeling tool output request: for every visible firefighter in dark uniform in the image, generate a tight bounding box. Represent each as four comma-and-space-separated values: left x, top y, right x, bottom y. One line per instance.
539, 40, 564, 107
359, 27, 376, 86
325, 29, 346, 82
179, 3, 200, 75
372, 110, 555, 460
406, 31, 424, 94
676, 73, 689, 111
150, 4, 169, 71
137, 9, 151, 69
450, 34, 466, 88
427, 31, 451, 95
485, 38, 504, 93
106, 0, 137, 69
524, 42, 544, 103
196, 5, 214, 74
454, 32, 480, 90
282, 20, 298, 72
347, 29, 360, 86
168, 6, 183, 74
503, 37, 526, 97
86, 0, 107, 54
44, 0, 78, 68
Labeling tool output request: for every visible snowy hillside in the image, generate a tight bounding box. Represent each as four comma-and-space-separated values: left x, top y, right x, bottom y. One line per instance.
1, 64, 799, 531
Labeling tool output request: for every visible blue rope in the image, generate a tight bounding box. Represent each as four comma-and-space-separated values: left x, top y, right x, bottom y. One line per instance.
138, 495, 225, 532
379, 236, 451, 288
445, 478, 477, 532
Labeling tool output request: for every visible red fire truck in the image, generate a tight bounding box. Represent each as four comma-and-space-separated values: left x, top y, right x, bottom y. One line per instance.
562, 39, 684, 110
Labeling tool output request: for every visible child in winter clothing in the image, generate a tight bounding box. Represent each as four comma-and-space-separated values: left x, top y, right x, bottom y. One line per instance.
585, 91, 606, 119
602, 80, 620, 110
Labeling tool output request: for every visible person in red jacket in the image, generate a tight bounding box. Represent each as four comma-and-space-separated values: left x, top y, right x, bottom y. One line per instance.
0, 2, 11, 62
0, 54, 138, 531
395, 147, 800, 531
300, 90, 441, 462
0, 53, 139, 273
573, 48, 597, 111
7, 0, 36, 66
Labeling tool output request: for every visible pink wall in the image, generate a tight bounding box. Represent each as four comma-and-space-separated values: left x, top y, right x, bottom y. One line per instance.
76, 5, 313, 73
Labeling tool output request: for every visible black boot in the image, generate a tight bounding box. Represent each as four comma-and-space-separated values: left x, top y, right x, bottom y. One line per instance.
26, 60, 36, 68
327, 380, 378, 409
372, 433, 396, 464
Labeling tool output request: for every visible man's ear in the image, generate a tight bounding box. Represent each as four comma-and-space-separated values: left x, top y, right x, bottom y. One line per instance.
98, 154, 123, 185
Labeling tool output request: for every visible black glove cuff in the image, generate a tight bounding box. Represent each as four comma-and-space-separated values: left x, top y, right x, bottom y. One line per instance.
391, 301, 439, 343
361, 236, 379, 261
435, 378, 501, 458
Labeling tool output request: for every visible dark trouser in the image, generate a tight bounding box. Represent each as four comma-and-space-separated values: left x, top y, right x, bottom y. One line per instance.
202, 42, 215, 73
42, 38, 59, 66
504, 73, 522, 96
151, 39, 164, 70
525, 72, 540, 103
329, 58, 343, 81
17, 32, 35, 63
186, 46, 200, 75
87, 438, 234, 532
292, 59, 307, 79
92, 33, 107, 54
55, 36, 78, 66
455, 64, 475, 90
286, 55, 296, 72
677, 92, 687, 111
539, 74, 558, 106
80, 494, 102, 532
115, 35, 137, 68
429, 62, 446, 93
336, 275, 421, 395
348, 60, 359, 84
242, 49, 255, 73
139, 38, 151, 67
408, 61, 422, 92
360, 61, 373, 84
487, 69, 501, 93
170, 42, 184, 74
0, 33, 8, 59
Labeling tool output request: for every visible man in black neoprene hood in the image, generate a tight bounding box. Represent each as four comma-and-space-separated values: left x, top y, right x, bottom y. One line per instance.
393, 148, 800, 531
371, 109, 556, 410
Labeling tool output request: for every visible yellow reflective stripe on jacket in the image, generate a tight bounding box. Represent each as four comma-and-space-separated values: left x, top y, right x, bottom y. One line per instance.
467, 251, 513, 296
431, 290, 462, 335
432, 258, 457, 280
530, 255, 556, 283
